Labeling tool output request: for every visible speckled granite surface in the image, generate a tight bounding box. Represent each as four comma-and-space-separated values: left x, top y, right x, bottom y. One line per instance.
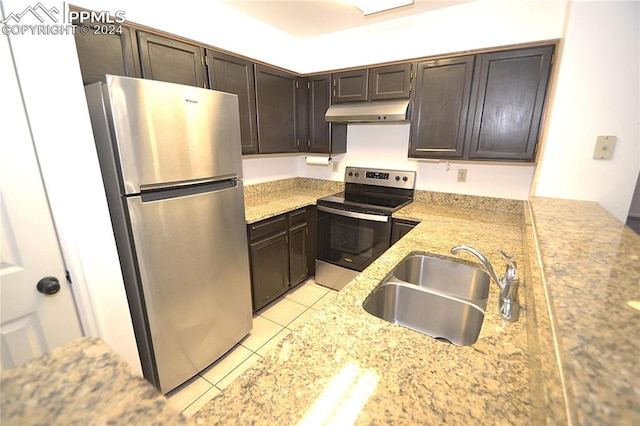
528, 197, 640, 424
0, 337, 190, 425
195, 196, 546, 424
244, 177, 342, 223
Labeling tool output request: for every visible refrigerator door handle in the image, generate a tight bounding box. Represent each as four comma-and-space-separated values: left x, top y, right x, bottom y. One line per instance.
140, 179, 238, 202
139, 174, 238, 193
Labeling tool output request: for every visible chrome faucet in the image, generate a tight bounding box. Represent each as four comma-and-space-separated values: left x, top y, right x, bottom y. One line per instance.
451, 245, 520, 322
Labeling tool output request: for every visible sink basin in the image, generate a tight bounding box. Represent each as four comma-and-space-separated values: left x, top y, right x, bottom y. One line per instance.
362, 253, 491, 346
363, 281, 486, 346
391, 253, 490, 300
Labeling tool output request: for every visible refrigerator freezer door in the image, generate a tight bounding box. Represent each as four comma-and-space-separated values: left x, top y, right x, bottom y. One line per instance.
126, 180, 252, 393
104, 75, 243, 195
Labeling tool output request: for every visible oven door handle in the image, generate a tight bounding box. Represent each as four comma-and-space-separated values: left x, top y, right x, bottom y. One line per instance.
317, 205, 389, 223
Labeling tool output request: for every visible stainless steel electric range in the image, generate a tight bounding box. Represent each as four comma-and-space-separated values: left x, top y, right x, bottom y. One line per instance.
315, 166, 416, 290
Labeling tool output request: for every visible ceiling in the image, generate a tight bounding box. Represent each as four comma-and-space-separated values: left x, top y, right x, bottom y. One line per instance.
220, 0, 474, 38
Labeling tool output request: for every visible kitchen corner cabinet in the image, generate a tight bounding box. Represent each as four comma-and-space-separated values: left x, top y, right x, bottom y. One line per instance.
206, 51, 259, 154
255, 65, 300, 153
137, 31, 207, 88
409, 56, 475, 158
248, 207, 315, 311
73, 24, 141, 85
391, 219, 419, 245
332, 64, 413, 104
410, 45, 554, 162
308, 74, 347, 154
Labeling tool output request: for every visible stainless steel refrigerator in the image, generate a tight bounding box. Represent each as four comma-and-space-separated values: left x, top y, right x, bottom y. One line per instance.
84, 75, 253, 393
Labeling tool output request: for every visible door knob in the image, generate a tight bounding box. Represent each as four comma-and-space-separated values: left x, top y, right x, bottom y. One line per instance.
37, 276, 61, 295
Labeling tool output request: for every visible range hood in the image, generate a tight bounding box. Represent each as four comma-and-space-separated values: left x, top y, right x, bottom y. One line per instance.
325, 99, 410, 123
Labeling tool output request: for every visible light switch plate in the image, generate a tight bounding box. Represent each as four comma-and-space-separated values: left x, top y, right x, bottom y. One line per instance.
593, 136, 616, 160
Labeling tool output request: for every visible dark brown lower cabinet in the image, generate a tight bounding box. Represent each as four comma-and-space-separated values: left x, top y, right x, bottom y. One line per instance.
248, 207, 316, 311
391, 219, 419, 245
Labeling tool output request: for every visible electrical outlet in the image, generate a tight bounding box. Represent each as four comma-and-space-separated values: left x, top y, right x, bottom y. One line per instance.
457, 169, 467, 183
332, 161, 339, 172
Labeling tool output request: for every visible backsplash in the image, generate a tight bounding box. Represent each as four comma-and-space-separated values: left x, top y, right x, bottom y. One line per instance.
414, 190, 524, 214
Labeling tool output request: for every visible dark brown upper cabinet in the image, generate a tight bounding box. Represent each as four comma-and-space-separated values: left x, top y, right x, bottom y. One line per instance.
332, 64, 413, 104
410, 45, 554, 162
254, 64, 299, 153
137, 32, 206, 88
409, 56, 475, 158
307, 74, 347, 154
206, 50, 259, 155
74, 24, 141, 85
369, 63, 413, 101
466, 45, 553, 161
332, 69, 369, 103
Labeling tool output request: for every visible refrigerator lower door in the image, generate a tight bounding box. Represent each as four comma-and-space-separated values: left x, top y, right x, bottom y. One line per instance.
126, 179, 252, 393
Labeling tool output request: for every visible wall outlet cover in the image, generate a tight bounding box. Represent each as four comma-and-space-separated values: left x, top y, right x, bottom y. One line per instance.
593, 136, 616, 160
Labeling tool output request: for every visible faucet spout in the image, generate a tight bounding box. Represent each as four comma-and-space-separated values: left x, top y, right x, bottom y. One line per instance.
450, 245, 503, 291
451, 245, 520, 322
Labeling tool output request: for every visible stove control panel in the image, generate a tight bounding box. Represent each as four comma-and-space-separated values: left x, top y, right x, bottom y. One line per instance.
345, 167, 416, 189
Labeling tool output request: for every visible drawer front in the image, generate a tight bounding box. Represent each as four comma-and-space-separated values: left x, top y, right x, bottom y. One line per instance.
289, 208, 308, 227
248, 215, 288, 242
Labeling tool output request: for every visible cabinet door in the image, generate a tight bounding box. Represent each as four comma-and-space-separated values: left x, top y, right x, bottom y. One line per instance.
467, 46, 553, 161
250, 231, 289, 311
137, 31, 206, 88
207, 50, 258, 154
255, 65, 298, 153
74, 24, 141, 85
369, 63, 412, 101
289, 223, 308, 287
332, 69, 368, 103
289, 207, 315, 286
308, 74, 331, 153
391, 219, 418, 245
409, 56, 475, 158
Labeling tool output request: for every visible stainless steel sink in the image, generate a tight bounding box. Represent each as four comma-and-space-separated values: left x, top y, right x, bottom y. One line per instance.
362, 253, 491, 346
363, 281, 486, 346
392, 253, 490, 300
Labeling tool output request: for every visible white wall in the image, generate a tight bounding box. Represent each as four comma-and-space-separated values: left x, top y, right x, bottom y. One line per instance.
533, 1, 640, 222
300, 0, 567, 73
298, 124, 535, 200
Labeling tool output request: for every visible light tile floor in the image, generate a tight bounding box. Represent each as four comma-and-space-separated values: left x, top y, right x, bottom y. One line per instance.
165, 278, 337, 417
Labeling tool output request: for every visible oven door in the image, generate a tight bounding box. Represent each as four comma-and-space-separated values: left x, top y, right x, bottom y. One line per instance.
316, 205, 391, 272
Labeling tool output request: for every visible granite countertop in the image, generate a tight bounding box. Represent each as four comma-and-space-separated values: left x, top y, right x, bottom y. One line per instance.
194, 186, 640, 424
243, 177, 342, 224
6, 180, 636, 424
0, 337, 190, 425
195, 196, 547, 424
528, 197, 640, 424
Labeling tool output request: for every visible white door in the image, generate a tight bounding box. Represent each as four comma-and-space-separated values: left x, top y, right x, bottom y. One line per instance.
0, 31, 83, 371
